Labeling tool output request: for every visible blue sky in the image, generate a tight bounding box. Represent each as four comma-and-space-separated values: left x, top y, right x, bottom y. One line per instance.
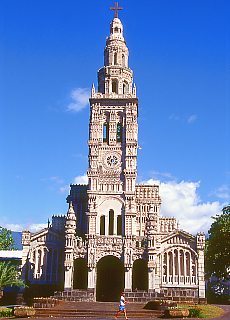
0, 0, 229, 234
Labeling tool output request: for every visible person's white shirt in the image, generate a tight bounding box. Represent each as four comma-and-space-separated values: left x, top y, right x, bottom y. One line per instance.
120, 295, 125, 307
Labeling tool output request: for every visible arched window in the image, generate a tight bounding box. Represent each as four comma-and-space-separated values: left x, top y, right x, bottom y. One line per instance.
174, 249, 179, 276
100, 215, 105, 235
117, 123, 122, 142
109, 209, 114, 235
37, 249, 42, 274
168, 252, 173, 280
185, 252, 190, 276
114, 52, 118, 65
123, 82, 128, 94
122, 54, 125, 67
103, 123, 109, 142
117, 215, 122, 235
114, 27, 119, 32
180, 250, 185, 276
112, 80, 118, 93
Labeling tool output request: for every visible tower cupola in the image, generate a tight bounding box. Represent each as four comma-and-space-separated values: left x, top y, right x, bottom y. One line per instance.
109, 18, 124, 41
94, 5, 135, 97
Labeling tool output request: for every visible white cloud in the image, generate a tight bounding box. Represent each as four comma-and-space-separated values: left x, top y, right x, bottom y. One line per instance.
149, 170, 175, 180
142, 178, 222, 234
49, 176, 64, 184
66, 88, 90, 112
28, 224, 47, 233
6, 224, 23, 232
73, 174, 88, 184
4, 223, 47, 233
169, 114, 180, 121
212, 184, 230, 200
59, 174, 88, 193
59, 185, 70, 193
187, 114, 197, 124
169, 113, 197, 124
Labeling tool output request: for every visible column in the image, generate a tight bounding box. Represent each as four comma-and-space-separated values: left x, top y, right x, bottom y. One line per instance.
189, 252, 193, 284
172, 251, 175, 284
39, 248, 44, 278
166, 252, 169, 283
148, 268, 155, 290
183, 251, 187, 284
50, 249, 54, 282
177, 250, 180, 284
34, 249, 38, 278
43, 248, 48, 281
88, 267, 96, 289
105, 215, 109, 236
114, 214, 118, 235
56, 250, 59, 282
125, 267, 132, 290
64, 252, 74, 289
40, 249, 44, 279
155, 259, 161, 291
197, 250, 205, 298
64, 266, 73, 289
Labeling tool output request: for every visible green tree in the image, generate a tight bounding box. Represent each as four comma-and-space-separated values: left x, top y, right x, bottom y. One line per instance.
0, 226, 15, 250
205, 205, 230, 279
0, 227, 25, 300
0, 261, 25, 296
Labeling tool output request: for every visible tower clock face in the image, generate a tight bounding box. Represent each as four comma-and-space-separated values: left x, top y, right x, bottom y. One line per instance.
105, 154, 120, 168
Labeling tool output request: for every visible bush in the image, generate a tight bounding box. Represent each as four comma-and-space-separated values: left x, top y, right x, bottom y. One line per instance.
164, 307, 190, 318
144, 299, 177, 310
14, 306, 35, 317
0, 308, 13, 318
189, 307, 203, 318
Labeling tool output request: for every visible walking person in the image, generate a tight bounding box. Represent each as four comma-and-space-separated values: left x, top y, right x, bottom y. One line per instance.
114, 291, 128, 319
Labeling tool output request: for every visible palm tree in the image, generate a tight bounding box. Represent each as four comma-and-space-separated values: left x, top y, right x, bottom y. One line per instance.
0, 261, 25, 299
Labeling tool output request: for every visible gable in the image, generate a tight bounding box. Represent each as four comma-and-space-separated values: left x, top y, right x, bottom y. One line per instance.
161, 230, 195, 246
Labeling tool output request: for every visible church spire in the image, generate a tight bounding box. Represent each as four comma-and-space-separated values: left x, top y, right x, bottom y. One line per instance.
96, 5, 135, 97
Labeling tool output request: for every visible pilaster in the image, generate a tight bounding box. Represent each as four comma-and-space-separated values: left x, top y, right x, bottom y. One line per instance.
196, 233, 206, 298
21, 231, 31, 281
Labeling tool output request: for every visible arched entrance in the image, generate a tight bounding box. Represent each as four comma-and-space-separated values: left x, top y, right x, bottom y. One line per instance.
132, 259, 148, 291
96, 255, 124, 301
73, 258, 88, 289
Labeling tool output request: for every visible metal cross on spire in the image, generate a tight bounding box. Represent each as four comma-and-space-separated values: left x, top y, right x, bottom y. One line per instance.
110, 2, 123, 19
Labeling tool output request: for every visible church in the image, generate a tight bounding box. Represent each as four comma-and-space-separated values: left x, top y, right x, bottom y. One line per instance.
21, 3, 206, 303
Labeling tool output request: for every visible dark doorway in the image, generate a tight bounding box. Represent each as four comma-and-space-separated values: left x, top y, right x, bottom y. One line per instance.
73, 258, 88, 289
132, 259, 148, 291
96, 255, 124, 301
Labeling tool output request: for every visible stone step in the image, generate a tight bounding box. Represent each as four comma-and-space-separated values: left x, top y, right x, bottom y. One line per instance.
35, 308, 163, 318
35, 301, 163, 318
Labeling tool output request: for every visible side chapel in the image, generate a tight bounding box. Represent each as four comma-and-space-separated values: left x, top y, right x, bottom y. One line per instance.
21, 3, 206, 302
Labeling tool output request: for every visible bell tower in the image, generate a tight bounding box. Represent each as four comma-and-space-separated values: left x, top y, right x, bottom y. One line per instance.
87, 6, 138, 238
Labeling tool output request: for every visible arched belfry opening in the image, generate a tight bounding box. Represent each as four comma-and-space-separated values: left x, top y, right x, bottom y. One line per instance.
73, 258, 88, 289
96, 255, 124, 301
122, 54, 125, 67
114, 52, 118, 65
109, 209, 114, 235
132, 259, 148, 291
112, 80, 118, 93
103, 122, 109, 142
117, 123, 122, 142
100, 215, 105, 235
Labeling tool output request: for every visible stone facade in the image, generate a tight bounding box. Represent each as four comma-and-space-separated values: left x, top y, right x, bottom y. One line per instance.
21, 12, 206, 302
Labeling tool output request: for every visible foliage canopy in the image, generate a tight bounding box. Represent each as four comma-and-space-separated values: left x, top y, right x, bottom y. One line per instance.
205, 205, 230, 279
0, 261, 25, 290
0, 226, 15, 250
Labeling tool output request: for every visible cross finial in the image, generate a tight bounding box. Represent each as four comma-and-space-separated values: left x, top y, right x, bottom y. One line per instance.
110, 2, 123, 19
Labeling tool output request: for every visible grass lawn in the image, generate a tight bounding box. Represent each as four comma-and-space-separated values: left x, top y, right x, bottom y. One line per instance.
178, 304, 225, 318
